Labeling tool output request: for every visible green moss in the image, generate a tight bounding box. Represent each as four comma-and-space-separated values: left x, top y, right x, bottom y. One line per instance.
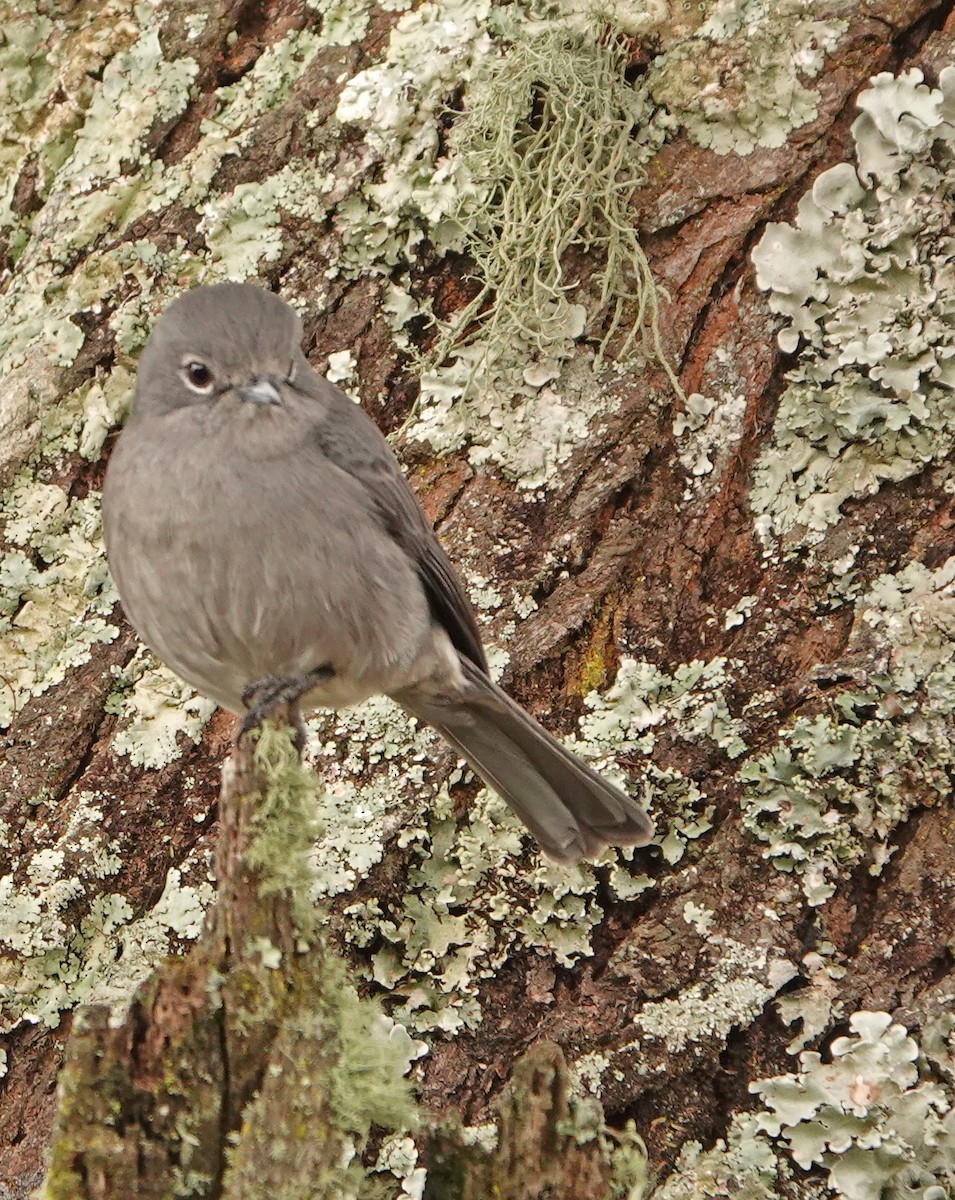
243, 723, 327, 937
215, 728, 420, 1197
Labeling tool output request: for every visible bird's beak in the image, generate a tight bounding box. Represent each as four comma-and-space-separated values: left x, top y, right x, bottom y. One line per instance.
235, 379, 281, 406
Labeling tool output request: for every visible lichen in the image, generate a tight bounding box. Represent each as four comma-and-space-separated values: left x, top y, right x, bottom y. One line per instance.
0, 790, 213, 1029
673, 389, 748, 501
107, 653, 215, 770
754, 1011, 955, 1200
410, 349, 628, 489
577, 655, 748, 761
752, 67, 955, 543
740, 557, 955, 904
334, 0, 496, 273
430, 19, 671, 376
308, 652, 735, 1037
626, 936, 797, 1055
652, 1113, 788, 1200
646, 0, 846, 156
336, 6, 680, 486
306, 0, 377, 46
374, 1135, 427, 1200
775, 941, 847, 1055
245, 722, 328, 934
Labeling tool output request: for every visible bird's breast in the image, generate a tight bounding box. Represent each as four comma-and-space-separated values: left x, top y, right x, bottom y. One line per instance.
102, 411, 436, 713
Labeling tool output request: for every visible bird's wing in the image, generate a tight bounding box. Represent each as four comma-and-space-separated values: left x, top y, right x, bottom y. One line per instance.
302, 373, 488, 673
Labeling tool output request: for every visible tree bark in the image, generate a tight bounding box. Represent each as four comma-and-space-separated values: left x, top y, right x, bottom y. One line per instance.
1, 1, 954, 1197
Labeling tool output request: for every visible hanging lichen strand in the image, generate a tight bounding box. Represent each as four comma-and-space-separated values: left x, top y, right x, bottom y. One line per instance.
433, 20, 677, 387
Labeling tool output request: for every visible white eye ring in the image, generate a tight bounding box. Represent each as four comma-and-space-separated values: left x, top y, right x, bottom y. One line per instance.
182, 360, 215, 393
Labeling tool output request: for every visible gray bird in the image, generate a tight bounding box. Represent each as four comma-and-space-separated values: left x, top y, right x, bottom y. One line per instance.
102, 282, 654, 862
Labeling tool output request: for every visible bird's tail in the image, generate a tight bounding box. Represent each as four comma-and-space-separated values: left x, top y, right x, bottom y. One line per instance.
395, 658, 654, 862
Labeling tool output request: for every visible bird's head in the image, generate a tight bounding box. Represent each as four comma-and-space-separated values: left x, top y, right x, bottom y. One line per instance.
133, 282, 309, 417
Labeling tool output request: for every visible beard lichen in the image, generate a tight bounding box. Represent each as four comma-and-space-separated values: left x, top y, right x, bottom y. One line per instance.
428, 18, 678, 389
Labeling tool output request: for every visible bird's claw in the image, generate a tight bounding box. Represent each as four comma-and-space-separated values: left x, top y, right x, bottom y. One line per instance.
238, 665, 333, 752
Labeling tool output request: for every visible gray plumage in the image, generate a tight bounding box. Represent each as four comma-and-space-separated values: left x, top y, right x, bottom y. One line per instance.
102, 282, 654, 862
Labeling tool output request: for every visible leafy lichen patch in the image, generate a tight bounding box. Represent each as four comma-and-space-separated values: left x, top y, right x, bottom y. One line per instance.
740, 556, 955, 904
0, 790, 213, 1030
305, 653, 740, 1037
626, 936, 797, 1056
646, 0, 846, 156
106, 652, 216, 769
752, 67, 955, 544
0, 480, 118, 726
755, 1010, 955, 1200
653, 1113, 790, 1200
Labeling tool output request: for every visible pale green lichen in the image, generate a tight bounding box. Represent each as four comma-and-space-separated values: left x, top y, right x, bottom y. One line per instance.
410, 349, 627, 489
652, 1113, 789, 1200
374, 1134, 428, 1198
71, 28, 195, 185
626, 937, 797, 1055
647, 0, 847, 156
567, 656, 738, 873
306, 0, 375, 45
682, 900, 716, 936
334, 0, 496, 271
200, 157, 334, 277
775, 941, 847, 1055
673, 389, 748, 499
336, 5, 678, 487
107, 653, 216, 769
311, 652, 735, 1037
0, 480, 117, 725
578, 656, 748, 761
724, 594, 758, 630
307, 644, 750, 1039
754, 1011, 955, 1200
308, 694, 438, 897
740, 557, 955, 904
429, 18, 671, 376
752, 67, 955, 543
0, 790, 213, 1029
326, 348, 357, 384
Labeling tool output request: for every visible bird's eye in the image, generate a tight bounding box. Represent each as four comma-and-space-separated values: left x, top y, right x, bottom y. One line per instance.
183, 361, 214, 393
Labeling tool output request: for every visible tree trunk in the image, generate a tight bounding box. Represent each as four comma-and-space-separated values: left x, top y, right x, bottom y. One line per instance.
2, 1, 954, 1197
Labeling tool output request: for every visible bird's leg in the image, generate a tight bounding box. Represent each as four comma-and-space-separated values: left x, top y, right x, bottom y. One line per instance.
239, 664, 334, 751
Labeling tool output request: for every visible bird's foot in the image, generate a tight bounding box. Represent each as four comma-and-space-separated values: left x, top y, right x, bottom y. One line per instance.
239, 665, 334, 752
